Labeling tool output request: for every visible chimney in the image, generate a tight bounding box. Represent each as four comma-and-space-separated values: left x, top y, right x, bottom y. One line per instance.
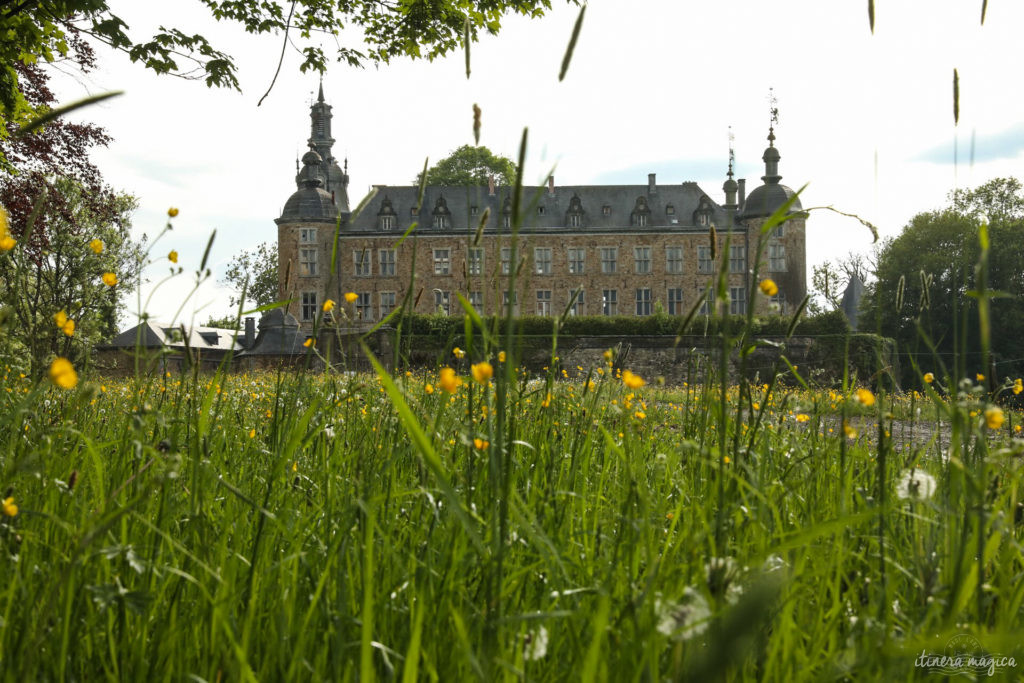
244, 316, 256, 349
648, 173, 656, 194
488, 174, 495, 196
737, 179, 746, 208
548, 175, 555, 195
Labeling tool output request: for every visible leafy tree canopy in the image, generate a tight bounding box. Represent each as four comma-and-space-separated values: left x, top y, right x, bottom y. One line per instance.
866, 177, 1024, 384
415, 145, 517, 186
221, 241, 278, 311
0, 0, 571, 125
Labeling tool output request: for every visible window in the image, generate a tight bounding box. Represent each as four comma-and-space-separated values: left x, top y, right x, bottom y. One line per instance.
380, 291, 396, 318
729, 286, 746, 315
433, 214, 450, 229
635, 288, 652, 316
698, 245, 714, 274
769, 244, 786, 272
666, 204, 675, 215
568, 247, 585, 274
468, 247, 484, 276
537, 206, 546, 216
299, 228, 317, 244
600, 247, 617, 274
771, 291, 787, 314
536, 290, 552, 315
410, 206, 418, 217
634, 246, 651, 274
470, 206, 478, 216
668, 288, 684, 315
380, 215, 395, 231
354, 249, 371, 277
379, 249, 396, 276
501, 247, 513, 275
434, 290, 450, 315
534, 247, 552, 275
502, 214, 511, 229
469, 291, 483, 309
631, 197, 650, 227
299, 248, 318, 276
602, 289, 617, 315
300, 292, 317, 321
356, 293, 372, 320
602, 206, 611, 216
502, 290, 518, 314
568, 213, 582, 227
699, 290, 711, 316
433, 248, 451, 275
635, 213, 648, 227
568, 288, 585, 316
666, 246, 683, 274
773, 224, 785, 238
729, 246, 746, 274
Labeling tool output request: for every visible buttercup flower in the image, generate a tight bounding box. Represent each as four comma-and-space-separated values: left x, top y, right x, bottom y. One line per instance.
0, 236, 15, 251
49, 357, 78, 389
923, 372, 934, 384
303, 337, 315, 348
439, 367, 461, 394
168, 207, 179, 217
855, 388, 875, 406
102, 272, 118, 287
61, 319, 75, 337
759, 279, 778, 296
2, 497, 16, 517
168, 250, 178, 264
1014, 378, 1022, 395
977, 373, 986, 382
622, 370, 645, 389
453, 347, 465, 359
54, 310, 67, 328
498, 351, 506, 363
985, 406, 1005, 430
471, 361, 493, 384
322, 299, 335, 313
89, 239, 103, 254
344, 292, 358, 303
473, 438, 489, 451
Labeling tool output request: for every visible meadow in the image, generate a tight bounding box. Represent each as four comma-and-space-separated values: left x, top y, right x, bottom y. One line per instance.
0, 343, 1022, 680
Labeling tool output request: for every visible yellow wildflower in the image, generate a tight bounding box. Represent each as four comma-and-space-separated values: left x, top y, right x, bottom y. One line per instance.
498, 351, 506, 363
977, 373, 986, 382
855, 388, 875, 406
303, 338, 315, 348
89, 238, 103, 254
0, 236, 15, 251
795, 414, 810, 423
425, 383, 434, 394
54, 310, 67, 328
923, 372, 934, 384
439, 367, 461, 394
622, 370, 645, 389
843, 421, 857, 439
344, 292, 358, 303
1014, 378, 1022, 395
2, 497, 16, 517
985, 406, 1004, 430
168, 207, 179, 217
541, 393, 552, 408
322, 298, 335, 313
168, 250, 178, 264
603, 349, 614, 362
49, 357, 78, 389
759, 279, 778, 296
249, 428, 256, 438
453, 347, 465, 359
62, 319, 75, 337
634, 410, 646, 420
471, 361, 493, 384
473, 438, 489, 451
102, 272, 118, 287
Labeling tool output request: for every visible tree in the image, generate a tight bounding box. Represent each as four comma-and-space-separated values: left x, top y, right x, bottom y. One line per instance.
203, 315, 240, 330
866, 178, 1024, 384
1, 1, 571, 129
0, 47, 145, 376
221, 241, 278, 311
414, 145, 517, 186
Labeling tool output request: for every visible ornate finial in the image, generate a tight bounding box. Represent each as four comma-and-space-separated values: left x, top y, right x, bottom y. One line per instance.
727, 126, 735, 178
343, 157, 348, 174
295, 151, 299, 172
317, 77, 325, 103
768, 87, 779, 145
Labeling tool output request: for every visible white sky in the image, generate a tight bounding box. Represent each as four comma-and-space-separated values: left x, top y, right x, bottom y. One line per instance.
49, 0, 1024, 328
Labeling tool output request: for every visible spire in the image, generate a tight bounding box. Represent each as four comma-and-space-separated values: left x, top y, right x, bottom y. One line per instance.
762, 89, 782, 185
296, 145, 325, 189
723, 126, 738, 211
317, 77, 325, 103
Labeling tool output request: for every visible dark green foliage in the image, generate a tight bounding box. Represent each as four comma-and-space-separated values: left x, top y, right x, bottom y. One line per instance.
221, 241, 278, 310
414, 145, 517, 186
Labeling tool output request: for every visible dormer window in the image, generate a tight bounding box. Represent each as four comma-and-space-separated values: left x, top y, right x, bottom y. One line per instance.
501, 197, 512, 229
693, 196, 714, 227
432, 195, 452, 229
602, 205, 611, 216
470, 206, 478, 216
666, 204, 675, 215
631, 196, 651, 227
410, 206, 418, 217
566, 194, 584, 228
537, 206, 546, 216
377, 196, 397, 231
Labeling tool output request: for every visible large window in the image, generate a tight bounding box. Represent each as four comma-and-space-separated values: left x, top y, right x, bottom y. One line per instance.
502, 290, 518, 314
501, 247, 513, 275
379, 291, 396, 317
469, 291, 483, 309
729, 286, 746, 315
668, 288, 684, 315
698, 245, 714, 274
299, 228, 317, 244
568, 213, 582, 227
568, 247, 585, 274
468, 247, 484, 275
300, 291, 318, 321
635, 288, 652, 316
433, 214, 450, 229
534, 247, 552, 275
602, 289, 617, 315
769, 244, 786, 272
536, 290, 552, 315
634, 247, 652, 274
299, 248, 317, 276
568, 288, 585, 316
600, 247, 617, 274
380, 215, 394, 231
356, 293, 372, 320
354, 249, 371, 277
379, 249, 396, 276
434, 290, 450, 314
666, 246, 683, 274
433, 248, 451, 275
729, 246, 746, 274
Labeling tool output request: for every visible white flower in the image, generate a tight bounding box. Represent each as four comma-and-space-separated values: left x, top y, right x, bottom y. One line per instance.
656, 588, 711, 641
896, 469, 937, 500
523, 626, 548, 661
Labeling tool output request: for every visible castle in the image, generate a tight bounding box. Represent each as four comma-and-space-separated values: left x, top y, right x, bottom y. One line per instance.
275, 86, 806, 329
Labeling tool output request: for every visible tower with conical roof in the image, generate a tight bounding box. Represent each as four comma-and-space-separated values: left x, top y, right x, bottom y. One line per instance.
308, 81, 350, 213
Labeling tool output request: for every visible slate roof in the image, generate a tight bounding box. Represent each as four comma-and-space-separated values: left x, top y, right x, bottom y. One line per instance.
239, 309, 307, 356
343, 180, 737, 235
102, 321, 244, 352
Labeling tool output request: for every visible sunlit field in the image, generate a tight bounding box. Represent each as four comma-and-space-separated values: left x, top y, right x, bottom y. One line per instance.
0, 351, 1022, 680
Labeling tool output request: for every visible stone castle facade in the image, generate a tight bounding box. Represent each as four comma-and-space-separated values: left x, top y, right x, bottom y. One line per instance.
276, 87, 806, 330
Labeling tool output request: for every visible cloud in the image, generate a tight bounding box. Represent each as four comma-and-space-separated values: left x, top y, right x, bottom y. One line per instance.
914, 122, 1024, 164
